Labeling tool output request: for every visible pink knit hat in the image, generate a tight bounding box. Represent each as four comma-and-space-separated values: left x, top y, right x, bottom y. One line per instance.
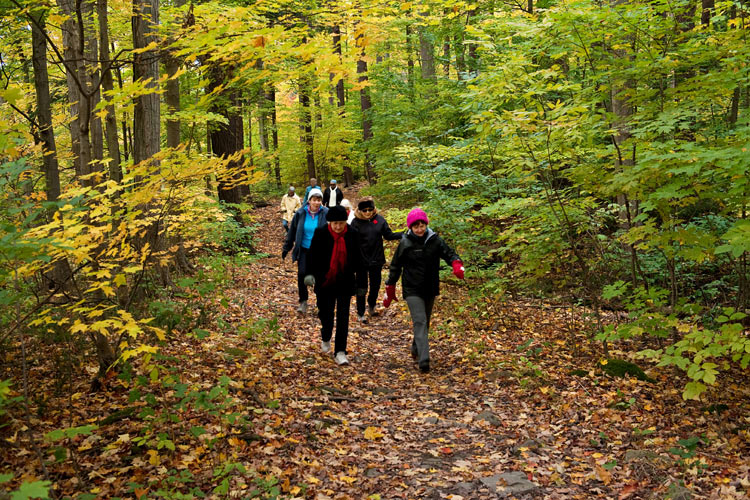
406, 208, 429, 228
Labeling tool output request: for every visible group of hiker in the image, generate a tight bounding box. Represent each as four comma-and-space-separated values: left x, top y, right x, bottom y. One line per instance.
279, 178, 465, 373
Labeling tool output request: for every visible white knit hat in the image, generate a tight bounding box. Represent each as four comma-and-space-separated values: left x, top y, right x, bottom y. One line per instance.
308, 188, 323, 199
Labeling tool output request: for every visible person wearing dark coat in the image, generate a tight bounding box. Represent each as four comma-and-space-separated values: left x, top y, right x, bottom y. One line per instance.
349, 197, 402, 322
305, 206, 363, 365
322, 179, 344, 208
282, 188, 328, 313
383, 208, 465, 373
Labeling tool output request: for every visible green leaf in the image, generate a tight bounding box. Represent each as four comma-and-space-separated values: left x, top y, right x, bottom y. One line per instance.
682, 381, 706, 400
10, 480, 52, 500
0, 473, 13, 483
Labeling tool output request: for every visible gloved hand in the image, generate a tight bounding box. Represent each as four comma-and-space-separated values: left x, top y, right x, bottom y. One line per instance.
281, 250, 288, 260
383, 284, 397, 308
304, 275, 315, 287
452, 260, 465, 280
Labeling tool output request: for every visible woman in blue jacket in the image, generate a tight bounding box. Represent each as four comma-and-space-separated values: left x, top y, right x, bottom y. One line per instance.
282, 188, 328, 313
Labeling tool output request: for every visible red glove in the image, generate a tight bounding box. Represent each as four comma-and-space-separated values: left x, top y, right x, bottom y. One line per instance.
383, 284, 397, 308
452, 260, 465, 280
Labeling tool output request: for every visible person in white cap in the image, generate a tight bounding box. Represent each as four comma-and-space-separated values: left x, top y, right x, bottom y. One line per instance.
323, 179, 343, 208
280, 186, 301, 235
283, 188, 328, 313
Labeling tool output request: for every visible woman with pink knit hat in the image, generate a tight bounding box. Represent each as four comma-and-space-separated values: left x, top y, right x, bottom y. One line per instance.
382, 207, 465, 373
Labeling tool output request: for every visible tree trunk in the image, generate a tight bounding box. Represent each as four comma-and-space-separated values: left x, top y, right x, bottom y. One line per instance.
58, 0, 82, 178
299, 77, 316, 180
268, 87, 281, 188
84, 2, 104, 175
207, 66, 244, 206
332, 25, 354, 186
132, 0, 161, 168
30, 11, 61, 210
97, 0, 121, 183
165, 0, 184, 149
356, 33, 375, 184
406, 25, 415, 98
419, 27, 436, 81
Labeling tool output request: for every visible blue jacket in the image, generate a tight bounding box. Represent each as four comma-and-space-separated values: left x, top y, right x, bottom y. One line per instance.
283, 205, 329, 262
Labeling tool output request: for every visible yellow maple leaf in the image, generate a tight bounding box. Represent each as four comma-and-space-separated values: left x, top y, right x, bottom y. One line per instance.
363, 426, 384, 440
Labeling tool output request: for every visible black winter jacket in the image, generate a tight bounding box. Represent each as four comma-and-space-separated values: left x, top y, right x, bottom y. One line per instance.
307, 225, 363, 295
386, 228, 460, 299
322, 187, 344, 208
349, 213, 402, 267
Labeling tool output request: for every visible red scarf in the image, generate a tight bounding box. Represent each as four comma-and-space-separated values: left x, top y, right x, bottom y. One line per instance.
323, 224, 348, 286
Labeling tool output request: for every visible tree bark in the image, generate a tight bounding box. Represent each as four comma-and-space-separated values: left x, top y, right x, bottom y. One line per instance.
207, 66, 244, 206
419, 26, 436, 81
268, 87, 281, 188
299, 76, 316, 180
164, 0, 185, 149
57, 0, 82, 177
406, 24, 415, 98
332, 25, 354, 186
97, 0, 122, 183
132, 0, 161, 167
356, 32, 375, 183
30, 10, 61, 209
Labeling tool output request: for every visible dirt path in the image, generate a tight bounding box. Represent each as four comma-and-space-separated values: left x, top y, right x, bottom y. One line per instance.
214, 194, 552, 499
207, 193, 746, 499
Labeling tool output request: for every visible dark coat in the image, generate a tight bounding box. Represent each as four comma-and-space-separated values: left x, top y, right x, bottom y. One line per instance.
308, 225, 363, 295
322, 187, 344, 207
283, 206, 329, 262
386, 228, 460, 299
350, 212, 402, 267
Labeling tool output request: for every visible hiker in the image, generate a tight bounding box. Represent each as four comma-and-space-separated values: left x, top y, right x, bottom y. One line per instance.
323, 179, 343, 208
382, 208, 465, 373
305, 205, 362, 365
350, 197, 402, 323
282, 188, 328, 313
280, 186, 301, 234
341, 199, 355, 224
303, 177, 319, 204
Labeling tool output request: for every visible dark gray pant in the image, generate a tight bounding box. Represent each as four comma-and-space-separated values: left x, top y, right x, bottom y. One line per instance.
405, 295, 435, 364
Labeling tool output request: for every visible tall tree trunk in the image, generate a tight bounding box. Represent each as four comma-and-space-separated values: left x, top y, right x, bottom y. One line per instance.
207, 66, 244, 207
299, 76, 316, 180
406, 24, 415, 98
97, 0, 121, 183
454, 32, 466, 79
84, 2, 104, 175
356, 32, 375, 183
164, 0, 184, 149
30, 11, 61, 210
58, 0, 82, 177
419, 26, 436, 81
332, 25, 354, 186
132, 0, 161, 168
268, 87, 281, 188
442, 38, 450, 77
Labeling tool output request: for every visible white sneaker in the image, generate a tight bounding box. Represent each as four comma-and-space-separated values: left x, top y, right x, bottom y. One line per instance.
321, 341, 331, 353
357, 314, 368, 323
297, 301, 307, 314
334, 352, 349, 365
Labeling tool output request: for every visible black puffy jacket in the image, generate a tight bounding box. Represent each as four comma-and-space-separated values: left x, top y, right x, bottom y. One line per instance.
307, 225, 363, 295
349, 213, 402, 267
386, 228, 460, 299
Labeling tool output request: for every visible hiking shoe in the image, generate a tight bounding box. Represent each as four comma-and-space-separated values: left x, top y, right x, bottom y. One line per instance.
297, 301, 307, 314
367, 305, 377, 316
419, 360, 430, 373
334, 352, 349, 365
357, 314, 368, 323
321, 341, 331, 353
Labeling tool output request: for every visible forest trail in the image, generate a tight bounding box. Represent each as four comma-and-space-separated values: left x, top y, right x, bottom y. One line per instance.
213, 189, 550, 499
189, 188, 744, 499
